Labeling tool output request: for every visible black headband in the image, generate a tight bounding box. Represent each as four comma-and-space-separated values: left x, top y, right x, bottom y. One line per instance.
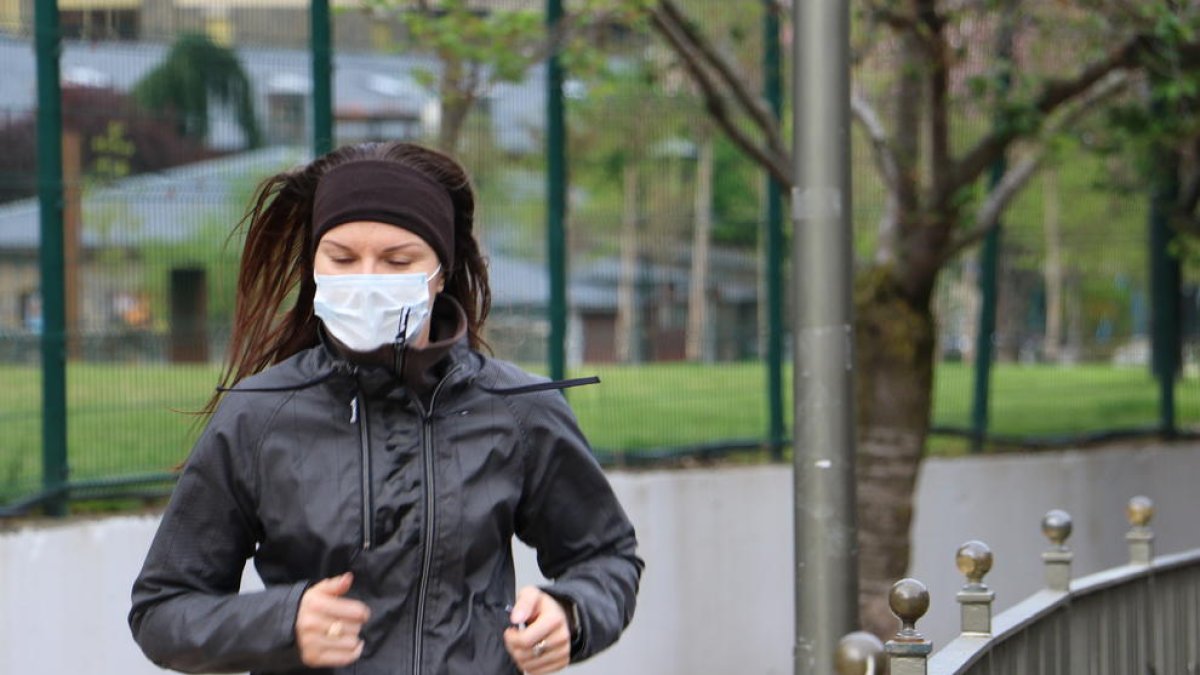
312, 160, 455, 270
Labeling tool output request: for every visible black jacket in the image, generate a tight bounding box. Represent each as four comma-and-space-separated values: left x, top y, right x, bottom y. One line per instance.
129, 340, 642, 674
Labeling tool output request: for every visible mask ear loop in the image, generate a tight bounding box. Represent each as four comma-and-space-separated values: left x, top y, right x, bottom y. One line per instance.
393, 308, 410, 374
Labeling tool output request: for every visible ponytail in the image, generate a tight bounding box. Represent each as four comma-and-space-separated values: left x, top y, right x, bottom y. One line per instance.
201, 168, 320, 415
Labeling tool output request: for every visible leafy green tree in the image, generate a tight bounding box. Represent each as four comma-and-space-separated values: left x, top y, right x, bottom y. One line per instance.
361, 0, 632, 154
0, 87, 215, 204
133, 33, 261, 149
632, 0, 1200, 635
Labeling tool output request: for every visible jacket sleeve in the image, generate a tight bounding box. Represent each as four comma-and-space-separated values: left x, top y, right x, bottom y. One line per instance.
512, 389, 644, 663
128, 402, 309, 674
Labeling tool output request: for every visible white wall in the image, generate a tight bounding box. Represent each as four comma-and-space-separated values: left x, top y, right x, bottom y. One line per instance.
1, 444, 1197, 675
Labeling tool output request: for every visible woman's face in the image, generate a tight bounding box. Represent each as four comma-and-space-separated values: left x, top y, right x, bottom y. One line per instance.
315, 220, 446, 347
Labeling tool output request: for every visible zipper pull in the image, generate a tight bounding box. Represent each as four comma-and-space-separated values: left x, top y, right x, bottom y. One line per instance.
350, 396, 359, 424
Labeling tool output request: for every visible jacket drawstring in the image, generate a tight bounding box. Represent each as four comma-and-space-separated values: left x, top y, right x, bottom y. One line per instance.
480, 376, 600, 396
215, 361, 359, 394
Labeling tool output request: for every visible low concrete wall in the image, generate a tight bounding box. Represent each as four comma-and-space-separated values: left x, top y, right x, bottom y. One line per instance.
1, 443, 1197, 674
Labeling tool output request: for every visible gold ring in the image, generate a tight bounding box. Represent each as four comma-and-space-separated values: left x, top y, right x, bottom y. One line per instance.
532, 639, 547, 658
327, 621, 344, 639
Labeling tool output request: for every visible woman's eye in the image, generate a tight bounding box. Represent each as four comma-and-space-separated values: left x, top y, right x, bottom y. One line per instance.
331, 257, 356, 265
388, 260, 412, 267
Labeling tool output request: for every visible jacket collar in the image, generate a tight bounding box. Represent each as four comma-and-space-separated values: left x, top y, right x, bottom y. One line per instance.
316, 295, 477, 405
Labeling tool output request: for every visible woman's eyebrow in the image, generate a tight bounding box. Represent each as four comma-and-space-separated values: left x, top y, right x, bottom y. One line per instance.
380, 242, 424, 254
319, 240, 354, 252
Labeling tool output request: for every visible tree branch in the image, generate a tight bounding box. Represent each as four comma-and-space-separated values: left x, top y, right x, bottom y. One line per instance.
521, 9, 622, 64
1177, 134, 1200, 218
850, 92, 901, 194
920, 0, 951, 203
946, 34, 1148, 200
942, 71, 1131, 262
654, 0, 785, 156
647, 8, 791, 184
860, 0, 920, 33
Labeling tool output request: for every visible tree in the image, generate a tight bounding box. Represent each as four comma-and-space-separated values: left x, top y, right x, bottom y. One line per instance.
636, 0, 1200, 635
133, 33, 261, 149
0, 86, 217, 205
361, 0, 637, 154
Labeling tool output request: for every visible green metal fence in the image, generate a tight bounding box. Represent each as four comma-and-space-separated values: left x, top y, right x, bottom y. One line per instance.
0, 0, 1196, 513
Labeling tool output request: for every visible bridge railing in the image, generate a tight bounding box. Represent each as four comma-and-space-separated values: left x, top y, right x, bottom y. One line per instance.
835, 496, 1200, 675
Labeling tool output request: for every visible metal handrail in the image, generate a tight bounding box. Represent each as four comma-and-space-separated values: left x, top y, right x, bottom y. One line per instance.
836, 496, 1200, 675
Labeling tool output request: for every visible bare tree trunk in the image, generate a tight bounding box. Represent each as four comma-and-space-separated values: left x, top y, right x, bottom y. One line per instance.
1042, 169, 1064, 362
686, 133, 714, 362
854, 266, 937, 638
1066, 274, 1084, 362
616, 162, 642, 363
436, 96, 472, 155
435, 55, 474, 154
958, 260, 981, 363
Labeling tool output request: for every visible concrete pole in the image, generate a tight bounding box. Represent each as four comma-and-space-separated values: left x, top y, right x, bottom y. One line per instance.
792, 0, 858, 672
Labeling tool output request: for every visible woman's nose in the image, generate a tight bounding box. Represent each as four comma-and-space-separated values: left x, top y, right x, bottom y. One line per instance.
361, 258, 386, 275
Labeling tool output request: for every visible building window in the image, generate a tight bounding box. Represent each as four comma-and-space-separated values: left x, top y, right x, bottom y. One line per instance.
267, 92, 307, 145
60, 9, 139, 41
19, 290, 42, 334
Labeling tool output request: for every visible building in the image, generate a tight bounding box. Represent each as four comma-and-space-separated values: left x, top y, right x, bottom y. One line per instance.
0, 33, 547, 153
0, 144, 761, 366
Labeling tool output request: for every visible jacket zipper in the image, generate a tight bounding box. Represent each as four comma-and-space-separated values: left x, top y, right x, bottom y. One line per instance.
411, 364, 463, 675
355, 393, 374, 550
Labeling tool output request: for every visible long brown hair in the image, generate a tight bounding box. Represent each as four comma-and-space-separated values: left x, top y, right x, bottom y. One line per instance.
204, 141, 491, 414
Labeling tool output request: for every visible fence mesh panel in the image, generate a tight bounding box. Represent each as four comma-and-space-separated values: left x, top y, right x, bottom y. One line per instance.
0, 1, 1196, 507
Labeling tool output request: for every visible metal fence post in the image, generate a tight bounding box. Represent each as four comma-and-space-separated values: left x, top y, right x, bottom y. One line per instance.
884, 579, 932, 675
545, 0, 567, 383
1041, 509, 1073, 591
35, 0, 68, 517
1149, 150, 1180, 437
968, 0, 1016, 454
1126, 495, 1154, 565
762, 0, 785, 461
955, 540, 995, 636
310, 0, 333, 155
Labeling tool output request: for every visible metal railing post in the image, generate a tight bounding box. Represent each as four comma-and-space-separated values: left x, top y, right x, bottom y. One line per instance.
884, 579, 931, 675
1126, 495, 1155, 565
1041, 509, 1073, 592
955, 540, 995, 636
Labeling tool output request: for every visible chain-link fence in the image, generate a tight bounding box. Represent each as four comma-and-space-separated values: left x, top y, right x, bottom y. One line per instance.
1, 0, 1196, 511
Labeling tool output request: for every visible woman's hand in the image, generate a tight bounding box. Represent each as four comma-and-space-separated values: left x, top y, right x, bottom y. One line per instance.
504, 586, 571, 674
295, 572, 371, 668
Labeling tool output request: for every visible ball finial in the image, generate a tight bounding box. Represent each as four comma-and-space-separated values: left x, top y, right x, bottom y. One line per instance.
835, 631, 887, 675
888, 578, 929, 641
1041, 509, 1073, 547
955, 540, 993, 587
1127, 496, 1154, 528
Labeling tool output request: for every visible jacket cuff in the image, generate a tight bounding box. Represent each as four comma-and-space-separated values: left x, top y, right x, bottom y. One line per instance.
281, 581, 311, 648
539, 586, 585, 660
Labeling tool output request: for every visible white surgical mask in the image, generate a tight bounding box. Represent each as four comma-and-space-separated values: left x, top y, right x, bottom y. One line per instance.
312, 267, 440, 352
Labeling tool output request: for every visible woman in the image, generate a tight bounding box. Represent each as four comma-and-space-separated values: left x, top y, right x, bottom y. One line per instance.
129, 142, 643, 675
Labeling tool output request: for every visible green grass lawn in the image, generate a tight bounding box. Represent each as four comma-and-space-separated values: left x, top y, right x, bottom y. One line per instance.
3, 360, 1198, 502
